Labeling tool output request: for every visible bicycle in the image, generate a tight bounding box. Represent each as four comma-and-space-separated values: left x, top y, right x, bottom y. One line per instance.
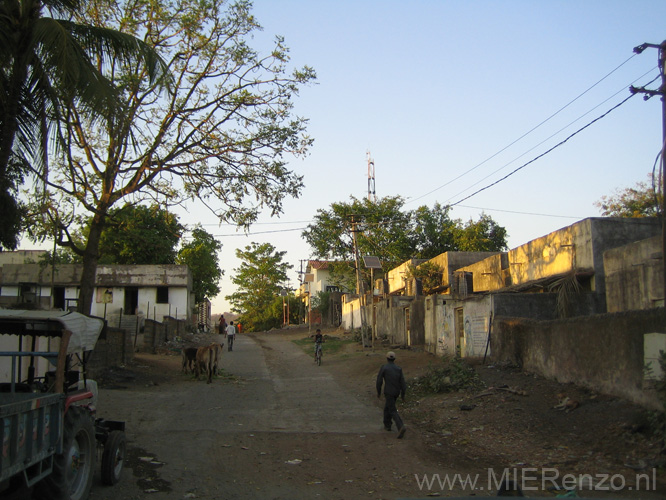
314, 342, 322, 366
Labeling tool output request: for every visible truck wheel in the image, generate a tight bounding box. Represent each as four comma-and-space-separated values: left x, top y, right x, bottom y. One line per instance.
101, 430, 126, 485
34, 406, 96, 500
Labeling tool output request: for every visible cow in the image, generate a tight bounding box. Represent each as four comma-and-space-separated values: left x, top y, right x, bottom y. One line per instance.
181, 347, 198, 374
195, 343, 223, 383
210, 342, 224, 375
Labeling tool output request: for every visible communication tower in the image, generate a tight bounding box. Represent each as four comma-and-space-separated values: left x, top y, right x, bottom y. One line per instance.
367, 151, 376, 202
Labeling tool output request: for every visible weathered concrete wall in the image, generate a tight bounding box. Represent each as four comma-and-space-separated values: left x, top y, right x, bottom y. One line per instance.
386, 259, 427, 294
0, 250, 47, 265
341, 295, 362, 331
422, 292, 606, 360
492, 308, 666, 409
88, 327, 134, 378
372, 296, 412, 344
409, 298, 425, 346
433, 252, 504, 291
604, 236, 664, 312
143, 319, 167, 353
424, 295, 452, 356
507, 218, 660, 297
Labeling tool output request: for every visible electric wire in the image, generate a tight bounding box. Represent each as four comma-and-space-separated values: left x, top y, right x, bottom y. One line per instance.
446, 70, 660, 203
450, 92, 637, 207
407, 53, 640, 205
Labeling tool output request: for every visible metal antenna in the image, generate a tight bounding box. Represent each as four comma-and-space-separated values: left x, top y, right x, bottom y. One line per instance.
367, 151, 376, 202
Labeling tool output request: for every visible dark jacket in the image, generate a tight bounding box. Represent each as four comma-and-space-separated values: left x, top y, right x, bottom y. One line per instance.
376, 361, 406, 398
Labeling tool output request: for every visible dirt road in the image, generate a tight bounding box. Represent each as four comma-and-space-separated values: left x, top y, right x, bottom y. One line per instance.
86, 328, 665, 500
88, 330, 457, 500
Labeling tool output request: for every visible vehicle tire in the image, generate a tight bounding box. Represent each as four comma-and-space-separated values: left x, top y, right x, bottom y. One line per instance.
33, 406, 96, 500
101, 430, 126, 485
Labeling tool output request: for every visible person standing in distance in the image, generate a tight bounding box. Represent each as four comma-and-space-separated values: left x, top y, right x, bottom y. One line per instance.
226, 321, 237, 351
376, 351, 407, 438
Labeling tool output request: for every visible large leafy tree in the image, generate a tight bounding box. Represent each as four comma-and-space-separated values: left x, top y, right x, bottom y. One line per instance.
455, 214, 508, 252
226, 242, 291, 332
96, 204, 183, 264
595, 174, 663, 218
24, 0, 315, 314
0, 0, 168, 249
411, 202, 459, 259
303, 196, 413, 272
176, 226, 223, 304
302, 196, 508, 290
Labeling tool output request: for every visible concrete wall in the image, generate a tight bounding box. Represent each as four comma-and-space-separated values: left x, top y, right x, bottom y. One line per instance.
87, 327, 134, 379
341, 295, 361, 331
373, 296, 413, 344
604, 236, 664, 312
0, 250, 47, 265
508, 218, 660, 296
491, 308, 666, 409
386, 259, 427, 294
409, 298, 425, 346
429, 251, 502, 289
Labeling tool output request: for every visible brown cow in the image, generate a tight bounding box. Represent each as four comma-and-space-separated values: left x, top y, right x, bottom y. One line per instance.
210, 343, 223, 375
195, 343, 223, 383
181, 347, 198, 374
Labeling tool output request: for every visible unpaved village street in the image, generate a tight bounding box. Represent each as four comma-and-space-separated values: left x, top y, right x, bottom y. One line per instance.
85, 329, 666, 500
88, 331, 454, 500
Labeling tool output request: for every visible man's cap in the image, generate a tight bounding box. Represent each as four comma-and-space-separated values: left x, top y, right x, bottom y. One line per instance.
386, 351, 396, 360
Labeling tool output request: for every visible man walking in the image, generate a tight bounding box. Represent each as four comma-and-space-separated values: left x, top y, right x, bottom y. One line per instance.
226, 320, 237, 351
376, 351, 407, 438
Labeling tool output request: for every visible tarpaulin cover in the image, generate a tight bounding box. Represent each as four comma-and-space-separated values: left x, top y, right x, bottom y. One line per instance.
0, 310, 104, 353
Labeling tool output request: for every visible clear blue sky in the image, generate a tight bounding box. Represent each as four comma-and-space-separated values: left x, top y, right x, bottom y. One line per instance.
198, 1, 666, 314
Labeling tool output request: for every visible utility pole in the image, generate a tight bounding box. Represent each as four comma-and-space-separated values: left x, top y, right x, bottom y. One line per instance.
351, 215, 363, 295
630, 40, 666, 304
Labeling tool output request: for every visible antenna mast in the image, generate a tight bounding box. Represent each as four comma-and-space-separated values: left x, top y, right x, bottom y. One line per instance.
367, 151, 376, 202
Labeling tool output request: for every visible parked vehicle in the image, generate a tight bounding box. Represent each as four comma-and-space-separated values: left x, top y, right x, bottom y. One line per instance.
0, 310, 126, 500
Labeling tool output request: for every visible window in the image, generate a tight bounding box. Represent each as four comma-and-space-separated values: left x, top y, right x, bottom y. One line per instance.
156, 286, 169, 304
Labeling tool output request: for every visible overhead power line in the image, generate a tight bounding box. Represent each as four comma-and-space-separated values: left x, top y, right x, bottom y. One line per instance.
407, 53, 640, 205
445, 69, 660, 203
450, 93, 637, 207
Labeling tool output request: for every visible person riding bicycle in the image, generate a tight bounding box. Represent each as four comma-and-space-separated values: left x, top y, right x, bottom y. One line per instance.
314, 328, 323, 361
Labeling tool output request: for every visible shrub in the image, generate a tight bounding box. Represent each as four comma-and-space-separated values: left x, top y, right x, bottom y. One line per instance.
411, 357, 485, 394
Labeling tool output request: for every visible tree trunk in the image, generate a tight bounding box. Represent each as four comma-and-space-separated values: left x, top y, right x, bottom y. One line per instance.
78, 217, 105, 315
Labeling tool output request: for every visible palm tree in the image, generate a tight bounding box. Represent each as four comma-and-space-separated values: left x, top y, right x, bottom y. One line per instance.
0, 0, 169, 248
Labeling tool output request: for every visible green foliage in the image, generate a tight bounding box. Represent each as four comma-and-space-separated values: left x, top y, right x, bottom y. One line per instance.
405, 262, 444, 293
302, 195, 413, 274
327, 262, 356, 293
264, 293, 300, 329
455, 214, 509, 252
225, 242, 292, 332
411, 203, 459, 259
595, 174, 662, 218
176, 225, 223, 304
97, 204, 184, 265
410, 357, 485, 394
302, 197, 508, 288
37, 249, 80, 265
311, 291, 331, 318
